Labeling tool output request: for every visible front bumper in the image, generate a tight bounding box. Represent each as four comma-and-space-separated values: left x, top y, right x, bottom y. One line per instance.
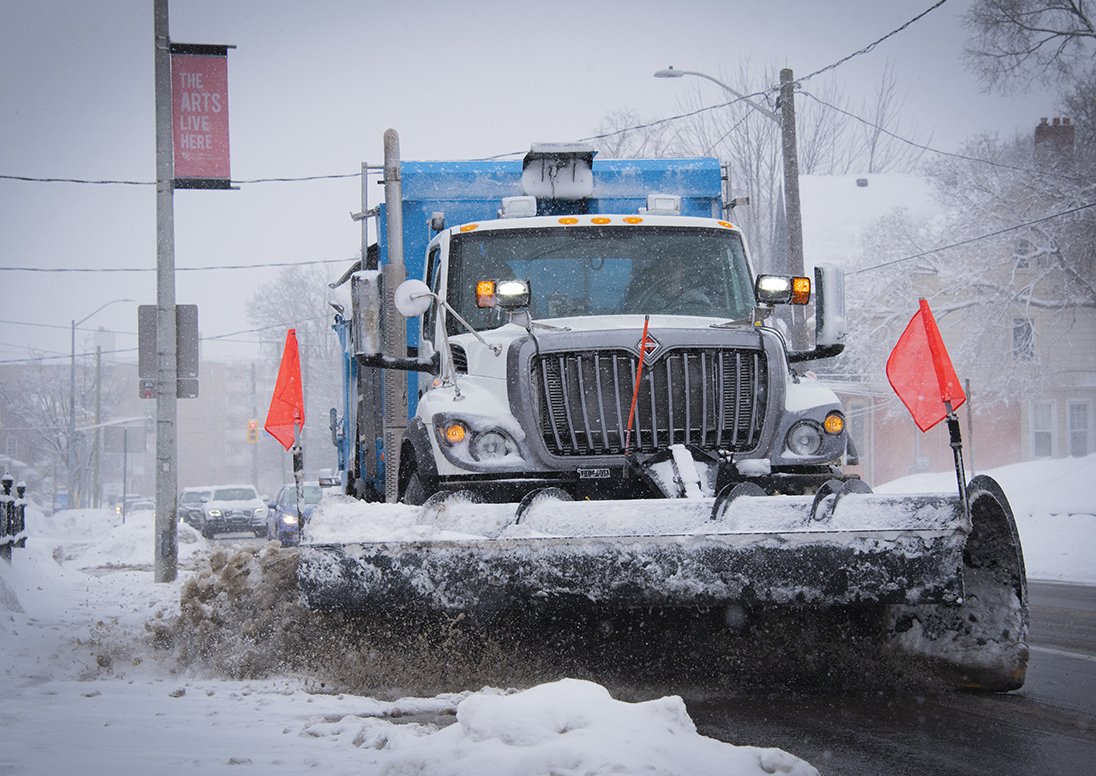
204, 511, 265, 533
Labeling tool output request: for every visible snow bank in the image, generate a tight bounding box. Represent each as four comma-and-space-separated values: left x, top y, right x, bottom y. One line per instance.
0, 508, 822, 774
343, 678, 817, 776
876, 454, 1096, 583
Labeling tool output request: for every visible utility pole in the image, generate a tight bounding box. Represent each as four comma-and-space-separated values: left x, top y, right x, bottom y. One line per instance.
381, 129, 407, 502
153, 0, 178, 582
68, 320, 77, 509
654, 66, 809, 350
251, 361, 259, 489
779, 68, 808, 351
93, 346, 102, 508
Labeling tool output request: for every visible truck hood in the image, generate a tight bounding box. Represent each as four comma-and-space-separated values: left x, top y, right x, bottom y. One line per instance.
454, 314, 751, 349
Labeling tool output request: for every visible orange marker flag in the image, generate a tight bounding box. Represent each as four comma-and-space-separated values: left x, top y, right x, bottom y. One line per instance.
265, 329, 305, 450
886, 299, 966, 432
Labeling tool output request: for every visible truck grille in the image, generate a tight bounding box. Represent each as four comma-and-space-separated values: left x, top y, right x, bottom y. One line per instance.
534, 348, 766, 456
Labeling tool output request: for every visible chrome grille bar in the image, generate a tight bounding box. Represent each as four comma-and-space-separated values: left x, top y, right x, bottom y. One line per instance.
535, 347, 766, 457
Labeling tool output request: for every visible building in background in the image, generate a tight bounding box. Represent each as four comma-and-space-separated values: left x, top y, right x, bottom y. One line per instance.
800, 117, 1094, 486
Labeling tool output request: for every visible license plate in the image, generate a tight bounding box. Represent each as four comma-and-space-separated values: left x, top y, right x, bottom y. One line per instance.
577, 467, 611, 479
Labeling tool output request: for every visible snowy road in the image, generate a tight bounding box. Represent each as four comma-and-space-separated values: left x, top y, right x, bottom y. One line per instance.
687, 581, 1096, 776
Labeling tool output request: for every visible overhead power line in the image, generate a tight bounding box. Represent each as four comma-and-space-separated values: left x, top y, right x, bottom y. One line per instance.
0, 172, 359, 186
853, 200, 1096, 274
0, 315, 332, 365
794, 0, 952, 87
0, 256, 357, 274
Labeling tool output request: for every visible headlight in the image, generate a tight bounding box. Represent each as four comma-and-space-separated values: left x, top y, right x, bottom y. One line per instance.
281, 514, 298, 526
823, 411, 845, 435
254, 506, 267, 515
207, 508, 222, 517
439, 421, 468, 445
470, 430, 512, 461
786, 421, 823, 456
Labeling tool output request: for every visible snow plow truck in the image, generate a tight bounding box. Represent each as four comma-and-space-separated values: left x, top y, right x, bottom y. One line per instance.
301, 129, 1028, 691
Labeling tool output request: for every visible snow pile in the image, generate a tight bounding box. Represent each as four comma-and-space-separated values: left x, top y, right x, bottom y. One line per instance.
31, 506, 208, 571
876, 454, 1096, 583
0, 505, 821, 774
340, 678, 817, 776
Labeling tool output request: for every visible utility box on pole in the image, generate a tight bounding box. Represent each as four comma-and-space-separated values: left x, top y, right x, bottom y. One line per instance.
138, 303, 200, 399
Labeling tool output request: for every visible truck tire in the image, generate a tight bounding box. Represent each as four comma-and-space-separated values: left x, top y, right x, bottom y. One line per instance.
402, 471, 428, 506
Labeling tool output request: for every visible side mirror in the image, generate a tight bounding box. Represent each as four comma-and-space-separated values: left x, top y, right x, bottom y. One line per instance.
352, 272, 440, 374
787, 264, 846, 362
813, 264, 846, 351
351, 270, 383, 357
328, 407, 340, 447
394, 279, 434, 318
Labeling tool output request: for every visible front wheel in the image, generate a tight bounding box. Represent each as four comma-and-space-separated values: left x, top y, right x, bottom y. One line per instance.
401, 471, 427, 505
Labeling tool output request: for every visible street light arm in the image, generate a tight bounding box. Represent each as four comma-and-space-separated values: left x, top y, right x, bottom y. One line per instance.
69, 296, 134, 511
75, 297, 134, 328
653, 66, 780, 125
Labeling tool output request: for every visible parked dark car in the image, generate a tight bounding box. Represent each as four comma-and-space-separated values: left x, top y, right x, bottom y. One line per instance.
266, 482, 325, 545
177, 486, 213, 527
198, 484, 267, 539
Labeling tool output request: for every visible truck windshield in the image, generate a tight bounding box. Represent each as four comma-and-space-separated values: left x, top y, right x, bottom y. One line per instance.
447, 225, 754, 332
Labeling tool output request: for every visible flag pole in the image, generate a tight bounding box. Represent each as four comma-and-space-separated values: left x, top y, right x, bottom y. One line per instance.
944, 400, 970, 523
292, 421, 304, 543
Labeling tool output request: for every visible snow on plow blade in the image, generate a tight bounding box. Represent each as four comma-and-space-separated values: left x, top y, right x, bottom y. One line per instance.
298, 492, 968, 612
299, 476, 1027, 690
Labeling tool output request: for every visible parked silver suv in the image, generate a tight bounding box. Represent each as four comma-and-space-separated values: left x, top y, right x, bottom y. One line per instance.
198, 484, 267, 539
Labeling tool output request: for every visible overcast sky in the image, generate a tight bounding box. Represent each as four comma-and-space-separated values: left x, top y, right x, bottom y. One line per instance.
0, 0, 1060, 368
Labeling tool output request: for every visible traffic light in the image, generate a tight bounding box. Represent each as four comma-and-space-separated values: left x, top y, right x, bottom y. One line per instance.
246, 419, 258, 444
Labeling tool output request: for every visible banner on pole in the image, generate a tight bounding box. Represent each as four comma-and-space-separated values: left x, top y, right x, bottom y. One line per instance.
170, 43, 231, 189
265, 329, 305, 451
886, 298, 966, 432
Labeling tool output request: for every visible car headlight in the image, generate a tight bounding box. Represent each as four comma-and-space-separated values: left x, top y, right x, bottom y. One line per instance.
280, 514, 298, 526
470, 429, 513, 461
207, 508, 222, 517
786, 421, 823, 456
254, 506, 267, 515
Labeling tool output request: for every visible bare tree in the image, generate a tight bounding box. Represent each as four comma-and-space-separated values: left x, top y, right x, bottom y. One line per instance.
594, 108, 687, 159
0, 356, 128, 507
965, 0, 1096, 91
853, 63, 930, 174
597, 63, 931, 268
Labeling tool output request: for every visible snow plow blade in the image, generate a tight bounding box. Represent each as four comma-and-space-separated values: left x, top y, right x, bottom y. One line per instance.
298, 476, 1027, 690
299, 495, 966, 611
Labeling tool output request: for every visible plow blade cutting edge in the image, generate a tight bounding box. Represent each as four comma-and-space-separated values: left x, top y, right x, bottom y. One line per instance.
298, 475, 1028, 690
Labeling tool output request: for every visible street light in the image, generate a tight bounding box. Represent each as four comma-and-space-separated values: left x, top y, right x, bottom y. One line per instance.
69, 298, 132, 509
654, 65, 808, 349
654, 67, 780, 124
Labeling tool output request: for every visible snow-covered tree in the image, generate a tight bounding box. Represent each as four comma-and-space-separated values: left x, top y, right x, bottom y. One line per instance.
841, 118, 1095, 408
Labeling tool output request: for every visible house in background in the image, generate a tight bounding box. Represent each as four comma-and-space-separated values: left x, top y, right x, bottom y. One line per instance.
799, 118, 1095, 487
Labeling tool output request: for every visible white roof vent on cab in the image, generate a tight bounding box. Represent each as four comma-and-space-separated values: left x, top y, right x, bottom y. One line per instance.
641, 193, 682, 215
499, 195, 538, 219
